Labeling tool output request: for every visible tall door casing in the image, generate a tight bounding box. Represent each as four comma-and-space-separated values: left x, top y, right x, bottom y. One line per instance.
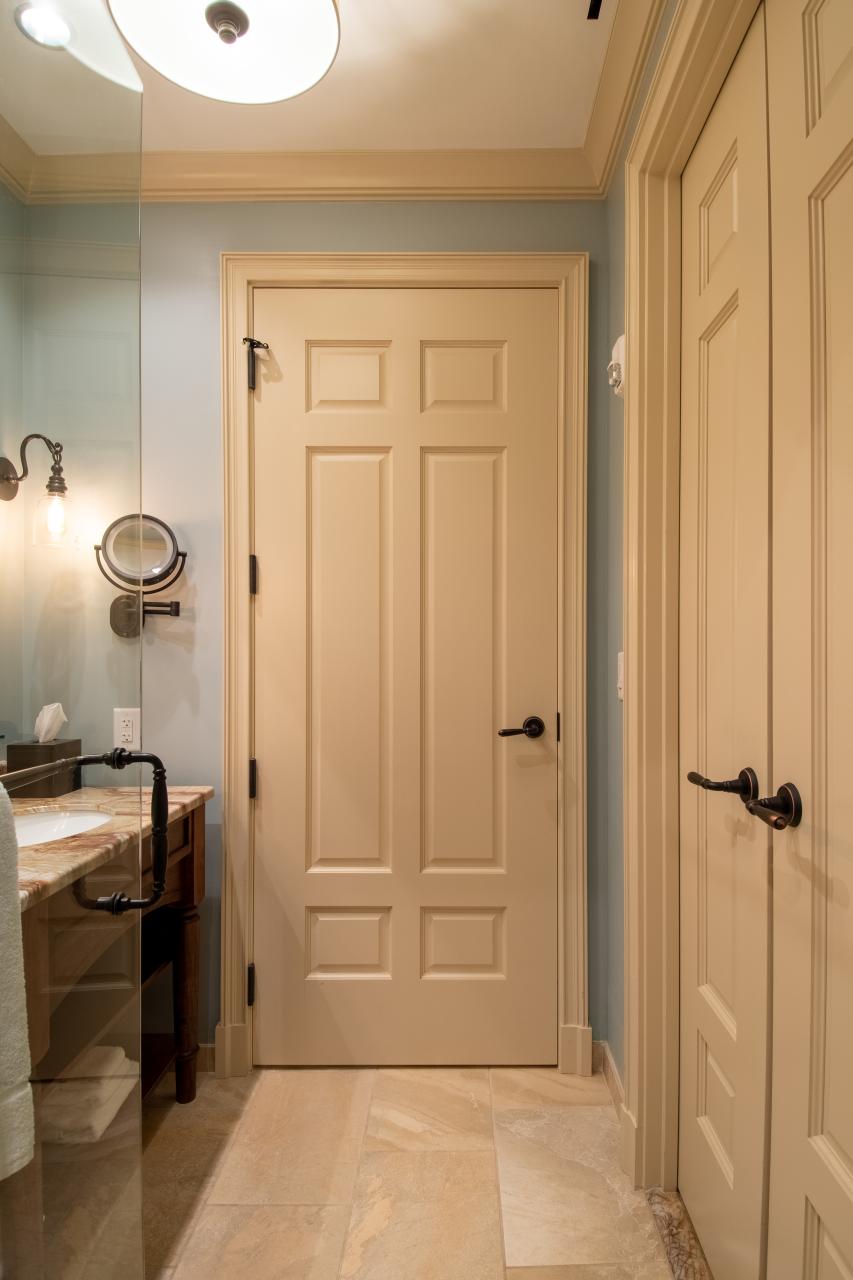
766, 0, 853, 1273
678, 12, 772, 1278
251, 286, 559, 1065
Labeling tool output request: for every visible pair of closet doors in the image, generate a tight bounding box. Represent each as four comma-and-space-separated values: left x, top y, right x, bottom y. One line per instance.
678, 4, 853, 1279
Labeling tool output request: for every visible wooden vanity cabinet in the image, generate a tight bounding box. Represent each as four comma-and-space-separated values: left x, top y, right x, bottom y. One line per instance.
22, 800, 206, 1105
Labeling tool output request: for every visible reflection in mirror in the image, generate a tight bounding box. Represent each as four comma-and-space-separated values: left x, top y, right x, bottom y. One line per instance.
0, 1, 145, 1273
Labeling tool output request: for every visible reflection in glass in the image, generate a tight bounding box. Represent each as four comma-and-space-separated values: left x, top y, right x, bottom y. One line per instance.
0, 0, 144, 1273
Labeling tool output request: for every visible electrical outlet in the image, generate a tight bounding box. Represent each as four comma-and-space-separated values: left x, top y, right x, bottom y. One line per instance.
113, 707, 141, 752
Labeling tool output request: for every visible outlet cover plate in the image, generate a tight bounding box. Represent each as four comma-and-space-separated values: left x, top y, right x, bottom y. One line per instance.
113, 707, 141, 752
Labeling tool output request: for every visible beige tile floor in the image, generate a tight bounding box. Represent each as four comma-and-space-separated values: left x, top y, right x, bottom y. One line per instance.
142, 1067, 672, 1280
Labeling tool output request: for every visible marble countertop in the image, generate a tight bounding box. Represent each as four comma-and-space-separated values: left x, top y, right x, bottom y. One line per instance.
12, 785, 213, 912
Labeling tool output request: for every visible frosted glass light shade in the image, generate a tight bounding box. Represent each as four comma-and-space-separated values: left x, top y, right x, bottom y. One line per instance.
106, 0, 340, 104
34, 492, 72, 548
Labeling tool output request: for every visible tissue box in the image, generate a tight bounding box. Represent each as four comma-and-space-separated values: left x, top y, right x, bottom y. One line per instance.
6, 739, 82, 798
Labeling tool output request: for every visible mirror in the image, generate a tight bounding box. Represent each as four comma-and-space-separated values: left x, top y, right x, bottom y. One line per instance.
102, 513, 179, 586
95, 514, 187, 638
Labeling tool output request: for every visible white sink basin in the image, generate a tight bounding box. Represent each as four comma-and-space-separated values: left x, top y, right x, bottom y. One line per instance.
15, 809, 111, 849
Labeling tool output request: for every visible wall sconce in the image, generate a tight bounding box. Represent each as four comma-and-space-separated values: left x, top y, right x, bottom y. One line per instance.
0, 433, 71, 547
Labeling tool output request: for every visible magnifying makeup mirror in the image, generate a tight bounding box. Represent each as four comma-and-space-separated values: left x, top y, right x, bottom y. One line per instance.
96, 514, 187, 637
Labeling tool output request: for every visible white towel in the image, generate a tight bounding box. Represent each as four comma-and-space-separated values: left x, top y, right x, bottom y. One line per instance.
40, 1071, 137, 1145
63, 1044, 137, 1081
0, 784, 34, 1180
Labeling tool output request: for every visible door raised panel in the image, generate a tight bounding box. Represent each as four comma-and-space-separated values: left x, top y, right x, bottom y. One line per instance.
816, 154, 853, 1196
421, 448, 506, 872
700, 146, 739, 290
306, 341, 390, 411
306, 908, 392, 980
804, 1204, 853, 1280
307, 449, 391, 872
804, 0, 853, 133
420, 341, 506, 412
420, 907, 506, 979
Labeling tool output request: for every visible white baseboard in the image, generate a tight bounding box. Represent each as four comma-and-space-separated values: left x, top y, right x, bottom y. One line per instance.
593, 1039, 625, 1110
592, 1039, 638, 1183
558, 1022, 593, 1075
214, 1021, 252, 1077
620, 1102, 641, 1185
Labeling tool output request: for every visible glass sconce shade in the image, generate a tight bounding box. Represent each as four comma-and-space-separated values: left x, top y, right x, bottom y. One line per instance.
34, 491, 72, 547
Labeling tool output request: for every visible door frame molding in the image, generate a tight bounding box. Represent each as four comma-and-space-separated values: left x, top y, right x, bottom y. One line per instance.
216, 252, 589, 1076
621, 0, 761, 1187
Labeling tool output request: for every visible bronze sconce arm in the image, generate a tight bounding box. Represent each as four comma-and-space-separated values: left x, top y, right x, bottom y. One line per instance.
0, 432, 67, 502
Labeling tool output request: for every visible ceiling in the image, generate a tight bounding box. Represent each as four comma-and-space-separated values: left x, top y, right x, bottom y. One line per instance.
0, 0, 664, 201
0, 0, 618, 155
134, 0, 618, 153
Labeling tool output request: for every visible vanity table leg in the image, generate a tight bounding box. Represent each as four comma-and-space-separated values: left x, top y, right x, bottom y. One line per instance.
173, 903, 200, 1104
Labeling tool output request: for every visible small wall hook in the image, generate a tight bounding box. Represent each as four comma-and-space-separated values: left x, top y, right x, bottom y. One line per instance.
243, 336, 269, 391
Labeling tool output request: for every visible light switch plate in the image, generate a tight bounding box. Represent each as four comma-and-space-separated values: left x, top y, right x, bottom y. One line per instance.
113, 707, 141, 752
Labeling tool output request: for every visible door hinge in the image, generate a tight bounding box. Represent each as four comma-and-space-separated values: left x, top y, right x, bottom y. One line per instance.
242, 336, 269, 391
249, 757, 257, 800
247, 962, 256, 1007
249, 553, 258, 595
556, 711, 561, 743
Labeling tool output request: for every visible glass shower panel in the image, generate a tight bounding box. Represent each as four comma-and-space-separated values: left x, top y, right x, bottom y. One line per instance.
0, 4, 144, 1275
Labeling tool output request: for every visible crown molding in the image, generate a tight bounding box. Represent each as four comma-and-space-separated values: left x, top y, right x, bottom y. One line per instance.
0, 0, 665, 205
0, 114, 35, 204
141, 146, 599, 202
584, 0, 668, 193
0, 116, 138, 205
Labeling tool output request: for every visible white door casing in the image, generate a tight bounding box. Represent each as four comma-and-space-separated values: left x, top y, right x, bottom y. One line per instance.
217, 254, 589, 1077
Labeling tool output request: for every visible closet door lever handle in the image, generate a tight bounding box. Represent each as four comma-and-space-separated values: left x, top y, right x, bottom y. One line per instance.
687, 768, 759, 804
746, 783, 802, 831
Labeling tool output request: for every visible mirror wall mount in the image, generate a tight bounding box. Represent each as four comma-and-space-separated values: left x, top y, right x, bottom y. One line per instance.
95, 513, 187, 639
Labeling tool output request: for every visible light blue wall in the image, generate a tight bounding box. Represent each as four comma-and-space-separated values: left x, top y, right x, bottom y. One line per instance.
140, 200, 614, 1045
0, 184, 27, 751
598, 0, 678, 1076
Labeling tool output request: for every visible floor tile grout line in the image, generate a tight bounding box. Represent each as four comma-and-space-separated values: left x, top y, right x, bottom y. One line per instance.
148, 1073, 265, 1277
335, 1067, 377, 1280
488, 1067, 511, 1273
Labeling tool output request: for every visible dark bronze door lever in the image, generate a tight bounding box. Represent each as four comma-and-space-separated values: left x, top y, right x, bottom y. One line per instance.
687, 768, 759, 804
746, 782, 802, 831
498, 716, 545, 739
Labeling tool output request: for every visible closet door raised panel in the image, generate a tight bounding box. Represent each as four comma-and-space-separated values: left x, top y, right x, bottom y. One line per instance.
251, 287, 559, 1065
766, 1, 853, 1274
678, 13, 772, 1279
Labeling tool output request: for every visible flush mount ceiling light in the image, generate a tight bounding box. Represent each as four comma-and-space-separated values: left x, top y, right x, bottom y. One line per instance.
106, 0, 340, 105
14, 3, 71, 49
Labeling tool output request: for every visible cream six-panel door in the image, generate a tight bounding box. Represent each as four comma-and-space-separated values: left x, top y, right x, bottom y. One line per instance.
678, 13, 772, 1279
251, 287, 559, 1065
766, 0, 853, 1273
